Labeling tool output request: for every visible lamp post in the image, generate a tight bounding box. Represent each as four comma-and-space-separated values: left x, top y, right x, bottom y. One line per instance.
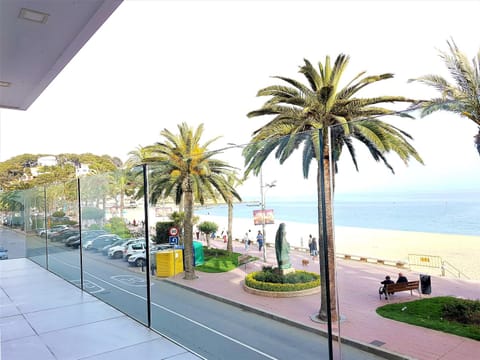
259, 168, 276, 262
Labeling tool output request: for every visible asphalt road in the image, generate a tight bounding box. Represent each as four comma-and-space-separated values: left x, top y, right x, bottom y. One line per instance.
2, 228, 383, 360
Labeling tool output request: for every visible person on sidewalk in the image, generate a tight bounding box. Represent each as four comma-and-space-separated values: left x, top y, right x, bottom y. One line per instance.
244, 230, 251, 251
396, 272, 408, 283
310, 236, 318, 260
256, 230, 264, 252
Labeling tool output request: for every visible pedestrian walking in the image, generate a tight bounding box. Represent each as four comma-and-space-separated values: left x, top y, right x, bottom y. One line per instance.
311, 236, 318, 260
244, 230, 251, 251
256, 230, 264, 251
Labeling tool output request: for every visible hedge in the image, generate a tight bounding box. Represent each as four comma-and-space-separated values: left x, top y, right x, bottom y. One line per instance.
245, 270, 320, 292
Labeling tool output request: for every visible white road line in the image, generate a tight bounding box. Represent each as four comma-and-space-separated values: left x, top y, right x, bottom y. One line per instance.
46, 255, 278, 360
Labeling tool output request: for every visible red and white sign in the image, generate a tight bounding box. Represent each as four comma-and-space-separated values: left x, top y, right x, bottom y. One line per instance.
169, 227, 179, 236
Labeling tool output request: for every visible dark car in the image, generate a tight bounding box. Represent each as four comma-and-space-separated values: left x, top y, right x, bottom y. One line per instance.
49, 228, 79, 242
100, 239, 126, 256
90, 234, 122, 252
65, 230, 108, 248
0, 247, 8, 260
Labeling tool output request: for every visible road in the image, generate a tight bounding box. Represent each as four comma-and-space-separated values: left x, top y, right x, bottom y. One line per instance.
2, 227, 383, 360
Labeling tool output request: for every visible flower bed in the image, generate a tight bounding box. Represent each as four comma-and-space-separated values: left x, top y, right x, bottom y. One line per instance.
244, 269, 320, 297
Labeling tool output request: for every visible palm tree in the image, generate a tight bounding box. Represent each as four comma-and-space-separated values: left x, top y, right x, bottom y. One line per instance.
143, 123, 241, 280
409, 39, 480, 155
225, 171, 243, 253
244, 55, 423, 322
125, 145, 154, 169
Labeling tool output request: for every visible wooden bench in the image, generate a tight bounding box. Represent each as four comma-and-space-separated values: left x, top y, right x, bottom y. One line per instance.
238, 254, 254, 267
380, 281, 420, 300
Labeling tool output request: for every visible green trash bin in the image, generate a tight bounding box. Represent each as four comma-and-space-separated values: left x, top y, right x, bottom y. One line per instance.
193, 241, 204, 266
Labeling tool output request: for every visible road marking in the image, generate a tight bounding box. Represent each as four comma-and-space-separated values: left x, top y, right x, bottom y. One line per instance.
42, 255, 278, 360
150, 301, 279, 360
111, 275, 151, 287
71, 279, 105, 294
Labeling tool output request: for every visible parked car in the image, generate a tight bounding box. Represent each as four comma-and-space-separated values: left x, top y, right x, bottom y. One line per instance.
65, 230, 108, 248
107, 238, 142, 259
49, 228, 79, 243
101, 239, 127, 256
38, 224, 68, 236
123, 240, 147, 261
0, 247, 8, 260
127, 244, 173, 267
89, 234, 122, 251
81, 231, 111, 250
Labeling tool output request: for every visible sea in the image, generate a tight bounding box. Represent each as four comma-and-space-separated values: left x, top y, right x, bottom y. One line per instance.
194, 191, 480, 237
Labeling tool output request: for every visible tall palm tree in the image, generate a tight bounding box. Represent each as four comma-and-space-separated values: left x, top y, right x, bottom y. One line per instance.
144, 123, 241, 280
225, 171, 243, 253
409, 39, 480, 155
244, 55, 423, 322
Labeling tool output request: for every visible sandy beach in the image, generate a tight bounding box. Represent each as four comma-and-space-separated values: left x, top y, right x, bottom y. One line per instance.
198, 214, 480, 280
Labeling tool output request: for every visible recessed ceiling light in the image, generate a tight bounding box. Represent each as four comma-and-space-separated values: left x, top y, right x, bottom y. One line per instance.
0, 81, 11, 87
18, 8, 49, 24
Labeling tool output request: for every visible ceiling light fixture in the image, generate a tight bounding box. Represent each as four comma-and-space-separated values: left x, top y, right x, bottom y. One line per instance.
0, 81, 11, 87
18, 8, 49, 24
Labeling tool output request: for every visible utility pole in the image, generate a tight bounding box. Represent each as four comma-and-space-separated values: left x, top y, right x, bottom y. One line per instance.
259, 168, 276, 262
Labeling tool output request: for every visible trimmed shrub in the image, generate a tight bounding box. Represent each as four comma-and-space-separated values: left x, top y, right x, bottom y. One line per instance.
245, 270, 320, 292
442, 298, 480, 325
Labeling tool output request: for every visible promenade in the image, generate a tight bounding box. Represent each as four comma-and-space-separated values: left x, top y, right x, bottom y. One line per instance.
167, 238, 480, 360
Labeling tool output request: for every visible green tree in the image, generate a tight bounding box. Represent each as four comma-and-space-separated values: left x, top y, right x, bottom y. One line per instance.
408, 39, 480, 155
155, 221, 175, 244
104, 216, 131, 238
244, 55, 423, 322
198, 220, 218, 248
142, 123, 241, 280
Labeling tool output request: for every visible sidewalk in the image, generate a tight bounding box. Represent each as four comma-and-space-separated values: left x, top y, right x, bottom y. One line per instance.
167, 238, 480, 360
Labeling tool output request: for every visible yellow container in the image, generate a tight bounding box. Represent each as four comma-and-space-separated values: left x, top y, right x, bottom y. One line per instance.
155, 249, 183, 277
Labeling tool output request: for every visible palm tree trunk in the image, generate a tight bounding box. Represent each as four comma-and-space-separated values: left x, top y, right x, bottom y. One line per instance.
227, 201, 233, 253
183, 178, 196, 280
316, 141, 338, 323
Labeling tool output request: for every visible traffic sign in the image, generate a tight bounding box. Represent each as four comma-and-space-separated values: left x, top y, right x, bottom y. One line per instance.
169, 227, 179, 236
169, 236, 179, 245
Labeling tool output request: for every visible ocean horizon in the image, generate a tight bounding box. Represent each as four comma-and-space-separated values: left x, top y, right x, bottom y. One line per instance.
195, 191, 480, 237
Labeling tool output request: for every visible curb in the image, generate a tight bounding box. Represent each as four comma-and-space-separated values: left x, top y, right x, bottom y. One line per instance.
164, 278, 414, 360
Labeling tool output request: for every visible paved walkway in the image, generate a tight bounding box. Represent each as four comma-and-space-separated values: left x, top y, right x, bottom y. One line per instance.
167, 238, 480, 360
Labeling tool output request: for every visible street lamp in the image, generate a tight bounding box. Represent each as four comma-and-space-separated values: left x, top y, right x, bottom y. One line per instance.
259, 168, 276, 262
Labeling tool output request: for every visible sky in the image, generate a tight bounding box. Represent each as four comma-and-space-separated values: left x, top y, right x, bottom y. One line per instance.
1, 0, 480, 199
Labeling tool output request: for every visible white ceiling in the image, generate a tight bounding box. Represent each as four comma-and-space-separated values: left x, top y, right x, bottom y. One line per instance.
0, 0, 123, 111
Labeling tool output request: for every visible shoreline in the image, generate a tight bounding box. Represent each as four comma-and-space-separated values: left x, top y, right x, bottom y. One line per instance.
197, 214, 480, 280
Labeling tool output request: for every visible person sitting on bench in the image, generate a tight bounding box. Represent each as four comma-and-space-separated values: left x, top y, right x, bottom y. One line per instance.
379, 275, 394, 299
396, 272, 408, 283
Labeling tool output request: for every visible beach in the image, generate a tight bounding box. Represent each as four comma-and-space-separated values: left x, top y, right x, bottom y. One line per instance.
198, 214, 480, 280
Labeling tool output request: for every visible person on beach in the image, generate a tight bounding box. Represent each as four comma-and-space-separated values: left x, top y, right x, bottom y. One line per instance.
256, 230, 264, 251
396, 272, 408, 283
380, 275, 394, 298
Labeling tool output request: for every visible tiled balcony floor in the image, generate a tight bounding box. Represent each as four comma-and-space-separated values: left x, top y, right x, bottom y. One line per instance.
0, 258, 201, 360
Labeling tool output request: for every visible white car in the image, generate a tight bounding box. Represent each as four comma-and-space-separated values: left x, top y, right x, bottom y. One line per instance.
38, 224, 68, 236
128, 244, 173, 267
123, 241, 146, 261
108, 238, 141, 259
